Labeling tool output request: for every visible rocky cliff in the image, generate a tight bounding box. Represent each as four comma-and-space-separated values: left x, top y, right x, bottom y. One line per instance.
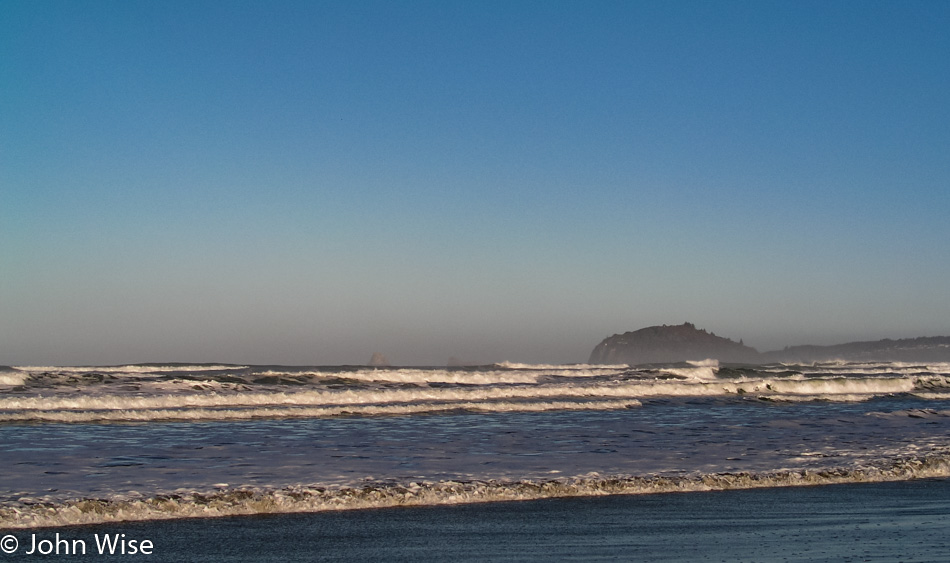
588, 322, 760, 365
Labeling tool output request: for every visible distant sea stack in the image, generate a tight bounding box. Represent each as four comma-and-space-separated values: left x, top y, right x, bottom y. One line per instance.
589, 322, 760, 365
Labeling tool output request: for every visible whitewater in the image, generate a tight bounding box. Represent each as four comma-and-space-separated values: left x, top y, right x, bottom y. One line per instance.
2, 360, 950, 529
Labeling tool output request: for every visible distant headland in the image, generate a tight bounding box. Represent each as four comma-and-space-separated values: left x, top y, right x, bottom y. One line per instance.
589, 322, 950, 365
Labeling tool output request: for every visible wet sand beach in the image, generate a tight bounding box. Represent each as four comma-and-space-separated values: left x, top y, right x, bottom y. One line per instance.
7, 478, 949, 562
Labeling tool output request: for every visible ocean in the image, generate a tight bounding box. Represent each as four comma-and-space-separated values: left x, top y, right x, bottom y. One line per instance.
2, 361, 950, 559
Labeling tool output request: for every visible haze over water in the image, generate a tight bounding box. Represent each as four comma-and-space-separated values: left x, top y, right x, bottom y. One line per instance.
2, 2, 949, 367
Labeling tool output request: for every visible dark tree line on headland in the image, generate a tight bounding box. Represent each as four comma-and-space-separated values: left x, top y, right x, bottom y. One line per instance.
589, 322, 950, 365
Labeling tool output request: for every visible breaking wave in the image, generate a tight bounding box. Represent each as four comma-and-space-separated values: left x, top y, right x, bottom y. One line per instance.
2, 362, 948, 425
0, 371, 29, 387
13, 364, 247, 374
1, 374, 946, 424
762, 361, 950, 377
0, 398, 642, 424
263, 368, 546, 385
4, 453, 949, 529
493, 362, 629, 370
657, 366, 719, 381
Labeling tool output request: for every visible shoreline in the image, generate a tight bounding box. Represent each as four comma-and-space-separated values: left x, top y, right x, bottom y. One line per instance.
5, 452, 950, 530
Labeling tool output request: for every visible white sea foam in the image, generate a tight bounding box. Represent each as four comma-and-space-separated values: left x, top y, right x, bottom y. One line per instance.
756, 394, 880, 403
658, 366, 719, 381
0, 398, 641, 423
761, 361, 950, 376
912, 392, 950, 400
3, 454, 948, 529
762, 377, 914, 395
0, 371, 29, 386
0, 373, 932, 424
494, 362, 629, 370
10, 365, 632, 387
13, 364, 246, 374
791, 361, 949, 376
261, 368, 547, 385
0, 382, 699, 413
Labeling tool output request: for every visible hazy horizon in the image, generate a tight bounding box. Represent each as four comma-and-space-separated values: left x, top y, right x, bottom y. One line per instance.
3, 2, 949, 367
4, 321, 948, 368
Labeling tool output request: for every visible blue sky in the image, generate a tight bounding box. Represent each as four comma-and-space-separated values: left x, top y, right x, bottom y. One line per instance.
2, 1, 948, 365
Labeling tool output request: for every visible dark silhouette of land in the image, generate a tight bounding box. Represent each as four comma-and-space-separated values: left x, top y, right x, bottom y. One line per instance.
589, 323, 760, 364
589, 322, 950, 365
762, 336, 950, 363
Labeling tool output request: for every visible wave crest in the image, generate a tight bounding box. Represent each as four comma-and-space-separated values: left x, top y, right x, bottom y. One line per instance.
4, 453, 948, 529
